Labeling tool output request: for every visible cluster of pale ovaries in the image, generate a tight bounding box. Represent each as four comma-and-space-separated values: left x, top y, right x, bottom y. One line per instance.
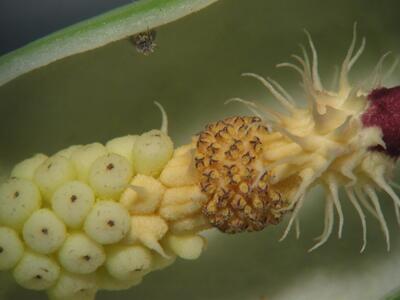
0, 107, 208, 300
234, 27, 400, 252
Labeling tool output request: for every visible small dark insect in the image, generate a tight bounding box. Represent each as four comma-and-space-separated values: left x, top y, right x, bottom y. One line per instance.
131, 30, 157, 56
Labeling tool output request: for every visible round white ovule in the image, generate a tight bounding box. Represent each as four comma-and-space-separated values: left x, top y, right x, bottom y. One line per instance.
132, 130, 173, 177
84, 201, 130, 244
0, 178, 42, 230
47, 271, 97, 300
13, 251, 60, 290
96, 267, 142, 291
11, 153, 48, 180
105, 244, 153, 281
23, 209, 66, 254
106, 135, 138, 163
51, 181, 95, 229
0, 227, 24, 270
34, 155, 76, 200
56, 145, 82, 159
88, 153, 133, 199
70, 143, 108, 182
58, 233, 105, 274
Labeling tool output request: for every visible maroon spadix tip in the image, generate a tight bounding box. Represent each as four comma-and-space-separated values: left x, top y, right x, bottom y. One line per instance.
361, 86, 400, 158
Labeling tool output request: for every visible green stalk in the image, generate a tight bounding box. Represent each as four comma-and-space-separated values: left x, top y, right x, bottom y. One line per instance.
0, 0, 218, 87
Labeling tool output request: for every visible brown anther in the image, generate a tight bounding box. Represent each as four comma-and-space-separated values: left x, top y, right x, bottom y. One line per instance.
251, 116, 262, 123
232, 194, 247, 210
250, 136, 262, 152
258, 180, 268, 190
229, 174, 241, 185
220, 208, 232, 219
13, 191, 19, 198
229, 143, 239, 152
224, 150, 234, 161
260, 171, 269, 182
197, 138, 207, 148
231, 165, 240, 174
244, 167, 255, 180
195, 116, 291, 234
257, 125, 270, 133
239, 182, 249, 194
242, 152, 255, 165
106, 163, 114, 170
203, 203, 217, 217
233, 116, 244, 125
201, 182, 216, 194
209, 158, 219, 167
203, 170, 218, 181
107, 220, 115, 227
194, 156, 205, 169
252, 196, 264, 209
216, 197, 228, 208
223, 164, 235, 174
41, 228, 48, 235
70, 195, 78, 203
244, 205, 253, 215
35, 275, 42, 280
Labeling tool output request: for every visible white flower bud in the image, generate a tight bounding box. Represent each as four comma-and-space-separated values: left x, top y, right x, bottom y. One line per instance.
124, 216, 168, 256
70, 143, 107, 182
0, 178, 41, 230
23, 209, 66, 254
84, 201, 130, 245
131, 130, 173, 177
88, 153, 133, 199
58, 233, 105, 274
105, 244, 152, 281
56, 145, 82, 159
47, 271, 97, 300
106, 135, 138, 163
51, 181, 95, 229
96, 267, 142, 291
0, 227, 24, 270
34, 155, 76, 201
120, 174, 165, 214
13, 251, 60, 290
11, 153, 48, 180
165, 234, 205, 260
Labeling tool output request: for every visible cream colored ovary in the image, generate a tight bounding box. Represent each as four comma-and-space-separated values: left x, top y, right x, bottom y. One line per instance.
0, 104, 208, 299
234, 26, 400, 252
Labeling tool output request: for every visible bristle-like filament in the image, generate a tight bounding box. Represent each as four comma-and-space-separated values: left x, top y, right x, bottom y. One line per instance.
345, 188, 367, 253
309, 195, 334, 252
241, 73, 297, 112
279, 194, 306, 242
364, 185, 390, 251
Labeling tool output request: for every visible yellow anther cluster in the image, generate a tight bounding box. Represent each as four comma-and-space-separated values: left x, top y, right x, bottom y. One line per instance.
0, 130, 207, 300
194, 116, 289, 233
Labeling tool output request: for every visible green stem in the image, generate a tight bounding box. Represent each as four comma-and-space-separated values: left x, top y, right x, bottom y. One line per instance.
0, 0, 218, 87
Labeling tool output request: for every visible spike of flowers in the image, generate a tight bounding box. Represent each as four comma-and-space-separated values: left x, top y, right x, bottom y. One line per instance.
0, 27, 400, 299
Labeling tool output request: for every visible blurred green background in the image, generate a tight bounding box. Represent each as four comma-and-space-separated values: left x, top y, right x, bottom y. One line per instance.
1, 0, 400, 299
